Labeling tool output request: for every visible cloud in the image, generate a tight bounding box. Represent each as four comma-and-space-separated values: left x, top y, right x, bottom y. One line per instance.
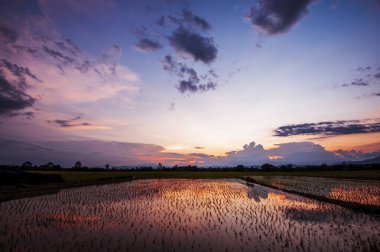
166, 9, 211, 32
246, 0, 315, 35
156, 16, 166, 27
131, 7, 218, 93
135, 38, 162, 53
267, 142, 337, 164
169, 102, 175, 111
198, 82, 217, 91
0, 138, 205, 167
38, 0, 115, 18
0, 8, 140, 121
0, 76, 35, 116
350, 79, 369, 86
341, 65, 380, 88
0, 60, 37, 116
177, 80, 198, 93
177, 80, 216, 93
182, 9, 211, 31
1, 137, 379, 167
334, 149, 380, 161
194, 146, 206, 149
47, 116, 91, 128
206, 141, 341, 166
169, 26, 218, 64
219, 141, 269, 166
358, 92, 380, 99
274, 119, 380, 137
162, 55, 217, 94
0, 25, 18, 44
1, 59, 39, 81
357, 66, 371, 72
189, 153, 211, 158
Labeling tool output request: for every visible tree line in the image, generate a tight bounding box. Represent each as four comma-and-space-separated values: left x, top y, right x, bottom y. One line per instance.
1, 161, 379, 172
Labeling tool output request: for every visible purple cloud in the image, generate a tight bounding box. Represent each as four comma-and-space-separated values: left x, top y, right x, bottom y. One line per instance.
247, 0, 315, 35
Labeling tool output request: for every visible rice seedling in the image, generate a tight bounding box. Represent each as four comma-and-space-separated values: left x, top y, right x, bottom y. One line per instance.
0, 179, 378, 251
248, 176, 380, 206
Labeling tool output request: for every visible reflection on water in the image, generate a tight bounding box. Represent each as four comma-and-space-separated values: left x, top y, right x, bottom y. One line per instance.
251, 176, 380, 206
0, 179, 379, 251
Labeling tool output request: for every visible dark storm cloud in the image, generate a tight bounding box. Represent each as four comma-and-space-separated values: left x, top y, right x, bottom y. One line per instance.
182, 9, 211, 31
162, 55, 217, 94
169, 27, 218, 64
0, 60, 37, 116
47, 116, 91, 128
247, 0, 314, 35
274, 119, 380, 137
135, 38, 162, 52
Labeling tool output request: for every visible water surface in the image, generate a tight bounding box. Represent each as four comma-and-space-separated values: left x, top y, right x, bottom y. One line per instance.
250, 176, 380, 206
0, 179, 379, 251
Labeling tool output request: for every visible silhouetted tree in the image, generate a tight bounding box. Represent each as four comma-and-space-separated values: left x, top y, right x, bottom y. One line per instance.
261, 163, 275, 171
22, 161, 32, 169
105, 164, 110, 169
74, 161, 82, 169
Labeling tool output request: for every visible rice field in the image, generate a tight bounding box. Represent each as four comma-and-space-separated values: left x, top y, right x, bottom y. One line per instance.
248, 176, 380, 207
0, 179, 379, 251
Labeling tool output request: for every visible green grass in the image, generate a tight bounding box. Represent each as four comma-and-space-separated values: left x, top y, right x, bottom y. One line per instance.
31, 170, 380, 182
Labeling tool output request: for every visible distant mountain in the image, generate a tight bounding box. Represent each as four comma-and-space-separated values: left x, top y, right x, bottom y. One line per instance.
353, 156, 380, 164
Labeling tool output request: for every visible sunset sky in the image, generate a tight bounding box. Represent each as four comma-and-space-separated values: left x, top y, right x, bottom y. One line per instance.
1, 0, 380, 167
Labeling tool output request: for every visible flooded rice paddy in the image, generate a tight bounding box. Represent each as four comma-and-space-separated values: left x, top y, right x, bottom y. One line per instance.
0, 179, 379, 251
250, 176, 380, 206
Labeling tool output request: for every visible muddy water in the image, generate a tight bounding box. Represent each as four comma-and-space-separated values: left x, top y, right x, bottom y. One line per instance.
0, 179, 379, 251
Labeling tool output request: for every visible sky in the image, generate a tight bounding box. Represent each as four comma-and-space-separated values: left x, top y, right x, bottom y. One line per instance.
1, 0, 380, 167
